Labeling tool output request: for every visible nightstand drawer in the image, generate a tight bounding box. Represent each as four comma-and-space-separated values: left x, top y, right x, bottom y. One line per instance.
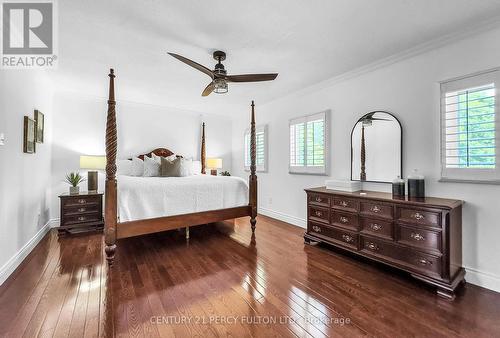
64, 213, 102, 225
63, 204, 100, 216
63, 196, 100, 207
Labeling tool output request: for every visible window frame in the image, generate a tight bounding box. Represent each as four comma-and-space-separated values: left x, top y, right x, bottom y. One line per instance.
244, 124, 268, 172
289, 110, 330, 175
440, 68, 500, 183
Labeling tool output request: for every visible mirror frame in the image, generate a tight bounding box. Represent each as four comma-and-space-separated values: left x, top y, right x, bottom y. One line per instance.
350, 111, 403, 183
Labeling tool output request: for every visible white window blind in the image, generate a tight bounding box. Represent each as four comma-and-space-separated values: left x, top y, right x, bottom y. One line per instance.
244, 125, 267, 172
440, 69, 500, 182
289, 111, 329, 174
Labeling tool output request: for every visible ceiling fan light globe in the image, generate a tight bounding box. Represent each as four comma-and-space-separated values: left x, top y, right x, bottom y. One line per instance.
213, 78, 228, 94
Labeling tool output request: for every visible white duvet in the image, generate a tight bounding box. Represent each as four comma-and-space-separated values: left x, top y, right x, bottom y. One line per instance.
117, 175, 249, 222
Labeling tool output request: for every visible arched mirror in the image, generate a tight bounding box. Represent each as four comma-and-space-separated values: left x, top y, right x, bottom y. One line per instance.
351, 111, 402, 183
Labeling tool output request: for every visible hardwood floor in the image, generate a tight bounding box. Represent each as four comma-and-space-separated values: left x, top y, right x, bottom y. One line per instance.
1, 215, 499, 337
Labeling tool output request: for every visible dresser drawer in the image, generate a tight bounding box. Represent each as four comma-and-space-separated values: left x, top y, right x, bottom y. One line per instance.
360, 201, 393, 219
360, 217, 393, 240
308, 193, 330, 208
397, 208, 441, 228
63, 204, 100, 216
397, 225, 442, 253
361, 236, 442, 277
308, 222, 358, 250
63, 196, 100, 208
331, 211, 358, 230
64, 212, 102, 225
332, 196, 359, 213
308, 206, 330, 224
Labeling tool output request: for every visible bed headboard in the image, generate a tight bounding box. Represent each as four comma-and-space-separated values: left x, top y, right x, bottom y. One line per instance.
137, 148, 179, 160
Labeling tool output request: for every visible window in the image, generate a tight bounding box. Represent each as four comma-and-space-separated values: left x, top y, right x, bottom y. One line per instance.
289, 111, 329, 174
440, 69, 500, 182
244, 125, 267, 172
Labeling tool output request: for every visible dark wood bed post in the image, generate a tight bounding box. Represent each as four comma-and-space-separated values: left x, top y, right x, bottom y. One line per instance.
105, 68, 118, 266
249, 101, 258, 232
201, 122, 206, 174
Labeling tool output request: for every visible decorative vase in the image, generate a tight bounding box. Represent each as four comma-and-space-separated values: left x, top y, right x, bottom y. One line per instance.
69, 186, 80, 195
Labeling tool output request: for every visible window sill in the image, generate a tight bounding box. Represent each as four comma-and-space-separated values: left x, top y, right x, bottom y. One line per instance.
439, 178, 500, 185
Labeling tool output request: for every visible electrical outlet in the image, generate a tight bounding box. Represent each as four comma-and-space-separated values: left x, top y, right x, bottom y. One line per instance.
0, 133, 5, 146
268, 197, 273, 205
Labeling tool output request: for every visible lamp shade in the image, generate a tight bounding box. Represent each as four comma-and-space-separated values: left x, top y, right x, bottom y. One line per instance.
206, 158, 223, 169
80, 155, 106, 170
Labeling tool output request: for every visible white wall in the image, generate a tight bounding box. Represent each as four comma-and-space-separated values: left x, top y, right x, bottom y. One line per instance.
50, 92, 233, 217
231, 26, 500, 292
0, 71, 54, 285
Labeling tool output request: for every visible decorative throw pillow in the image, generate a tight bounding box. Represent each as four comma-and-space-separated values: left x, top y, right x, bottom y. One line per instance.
117, 159, 132, 175
130, 157, 144, 176
143, 155, 161, 177
161, 157, 181, 177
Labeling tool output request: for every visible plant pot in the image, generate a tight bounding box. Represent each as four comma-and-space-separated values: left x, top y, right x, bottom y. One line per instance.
69, 186, 80, 195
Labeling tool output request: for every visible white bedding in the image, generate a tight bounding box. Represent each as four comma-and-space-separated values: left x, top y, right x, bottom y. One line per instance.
117, 175, 249, 222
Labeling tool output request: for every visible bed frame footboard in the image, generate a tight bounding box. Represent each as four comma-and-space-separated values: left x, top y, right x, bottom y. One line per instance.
104, 69, 258, 266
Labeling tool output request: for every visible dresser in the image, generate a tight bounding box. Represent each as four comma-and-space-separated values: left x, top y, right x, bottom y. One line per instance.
304, 187, 465, 299
58, 192, 104, 235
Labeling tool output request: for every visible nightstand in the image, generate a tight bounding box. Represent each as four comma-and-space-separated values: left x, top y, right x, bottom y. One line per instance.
58, 191, 104, 236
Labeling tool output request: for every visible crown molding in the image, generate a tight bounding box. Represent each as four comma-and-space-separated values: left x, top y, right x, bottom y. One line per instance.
262, 15, 500, 107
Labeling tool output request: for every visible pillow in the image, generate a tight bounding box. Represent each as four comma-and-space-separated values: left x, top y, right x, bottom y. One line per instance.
130, 157, 144, 176
161, 157, 181, 177
143, 155, 161, 177
117, 159, 132, 175
192, 160, 202, 175
179, 158, 193, 177
152, 152, 176, 164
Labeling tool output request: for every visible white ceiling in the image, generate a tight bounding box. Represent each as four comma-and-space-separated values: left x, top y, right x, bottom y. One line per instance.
54, 0, 500, 116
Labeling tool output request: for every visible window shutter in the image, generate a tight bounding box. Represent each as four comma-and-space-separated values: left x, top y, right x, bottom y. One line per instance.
440, 69, 500, 181
289, 111, 329, 174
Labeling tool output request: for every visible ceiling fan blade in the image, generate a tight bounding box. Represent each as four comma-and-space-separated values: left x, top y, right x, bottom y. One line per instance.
202, 82, 215, 96
224, 73, 278, 82
168, 52, 214, 79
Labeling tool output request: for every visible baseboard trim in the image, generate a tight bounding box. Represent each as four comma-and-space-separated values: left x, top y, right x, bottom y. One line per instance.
258, 207, 306, 228
258, 207, 500, 293
0, 219, 57, 286
465, 266, 500, 293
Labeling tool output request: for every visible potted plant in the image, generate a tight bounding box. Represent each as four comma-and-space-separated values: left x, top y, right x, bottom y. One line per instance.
65, 172, 85, 195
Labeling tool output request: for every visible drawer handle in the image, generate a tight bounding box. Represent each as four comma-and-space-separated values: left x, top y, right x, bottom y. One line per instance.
312, 225, 321, 233
315, 211, 323, 217
339, 200, 348, 207
78, 216, 86, 221
340, 216, 349, 223
78, 208, 86, 212
410, 232, 425, 241
371, 205, 381, 213
342, 234, 354, 243
367, 242, 379, 251
413, 212, 424, 220
417, 258, 432, 266
370, 223, 382, 231
315, 197, 322, 203
78, 199, 87, 204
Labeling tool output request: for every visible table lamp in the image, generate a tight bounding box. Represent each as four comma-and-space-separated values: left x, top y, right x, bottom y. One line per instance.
206, 158, 222, 176
80, 155, 106, 192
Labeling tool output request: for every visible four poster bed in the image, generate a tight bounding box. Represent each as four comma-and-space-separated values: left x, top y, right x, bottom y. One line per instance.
103, 69, 258, 265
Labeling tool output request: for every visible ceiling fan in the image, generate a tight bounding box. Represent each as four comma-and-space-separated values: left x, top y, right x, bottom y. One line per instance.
167, 51, 278, 96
